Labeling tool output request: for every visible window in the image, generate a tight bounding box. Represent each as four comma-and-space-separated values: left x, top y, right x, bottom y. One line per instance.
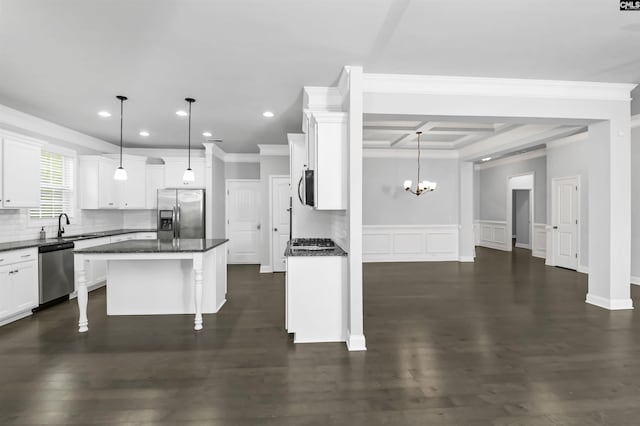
29, 151, 74, 219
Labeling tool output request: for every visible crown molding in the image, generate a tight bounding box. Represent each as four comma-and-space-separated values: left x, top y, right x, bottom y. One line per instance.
474, 149, 546, 171
545, 131, 588, 151
363, 148, 459, 159
0, 103, 118, 154
303, 86, 344, 111
363, 73, 637, 101
258, 144, 289, 156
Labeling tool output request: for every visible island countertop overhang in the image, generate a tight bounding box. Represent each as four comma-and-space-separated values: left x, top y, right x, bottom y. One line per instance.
74, 238, 228, 254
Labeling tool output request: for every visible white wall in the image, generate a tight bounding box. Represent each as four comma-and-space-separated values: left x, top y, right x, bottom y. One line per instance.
259, 155, 289, 268
363, 158, 459, 225
224, 162, 259, 180
546, 137, 589, 269
212, 155, 226, 238
477, 155, 546, 223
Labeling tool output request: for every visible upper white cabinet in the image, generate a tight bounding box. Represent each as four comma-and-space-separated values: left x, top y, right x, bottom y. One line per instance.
163, 157, 205, 188
306, 112, 347, 210
1, 138, 41, 208
145, 164, 165, 209
117, 156, 147, 209
79, 156, 119, 209
79, 155, 147, 210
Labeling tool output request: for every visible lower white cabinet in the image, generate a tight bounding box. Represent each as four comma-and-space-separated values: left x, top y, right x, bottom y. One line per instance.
286, 255, 347, 343
0, 249, 39, 326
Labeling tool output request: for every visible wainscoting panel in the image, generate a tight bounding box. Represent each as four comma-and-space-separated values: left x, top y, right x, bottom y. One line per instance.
476, 220, 510, 251
363, 225, 459, 262
532, 223, 547, 259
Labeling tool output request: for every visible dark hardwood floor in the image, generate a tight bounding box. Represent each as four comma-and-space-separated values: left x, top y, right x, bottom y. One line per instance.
2, 247, 640, 425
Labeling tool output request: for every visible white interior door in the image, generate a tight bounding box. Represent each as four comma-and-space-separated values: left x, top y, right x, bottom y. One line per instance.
553, 177, 578, 270
226, 180, 260, 264
271, 176, 290, 272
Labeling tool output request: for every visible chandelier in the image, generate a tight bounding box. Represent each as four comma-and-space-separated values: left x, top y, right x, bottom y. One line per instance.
403, 131, 437, 196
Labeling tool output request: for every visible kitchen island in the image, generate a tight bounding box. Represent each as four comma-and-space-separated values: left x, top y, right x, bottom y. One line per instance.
74, 238, 228, 333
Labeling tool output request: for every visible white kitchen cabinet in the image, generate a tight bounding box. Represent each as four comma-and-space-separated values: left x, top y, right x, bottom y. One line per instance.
286, 255, 346, 343
0, 248, 39, 327
145, 164, 165, 209
117, 156, 147, 209
79, 156, 119, 209
80, 155, 149, 210
162, 157, 206, 188
306, 112, 347, 210
1, 138, 41, 208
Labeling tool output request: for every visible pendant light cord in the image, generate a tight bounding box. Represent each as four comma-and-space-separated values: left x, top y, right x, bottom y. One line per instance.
187, 100, 192, 169
416, 132, 421, 189
119, 98, 124, 168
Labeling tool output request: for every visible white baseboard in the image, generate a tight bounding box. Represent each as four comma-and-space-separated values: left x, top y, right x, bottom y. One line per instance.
363, 224, 460, 263
259, 265, 273, 273
577, 265, 589, 274
586, 293, 634, 310
294, 334, 346, 344
0, 309, 33, 327
632, 276, 640, 286
458, 256, 475, 262
515, 242, 531, 249
215, 299, 227, 313
346, 331, 367, 351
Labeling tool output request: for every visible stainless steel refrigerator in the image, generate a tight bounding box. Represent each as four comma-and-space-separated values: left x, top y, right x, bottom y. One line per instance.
157, 189, 205, 240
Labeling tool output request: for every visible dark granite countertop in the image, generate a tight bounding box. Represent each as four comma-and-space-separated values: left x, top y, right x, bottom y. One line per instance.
0, 229, 157, 253
74, 238, 228, 254
284, 240, 347, 257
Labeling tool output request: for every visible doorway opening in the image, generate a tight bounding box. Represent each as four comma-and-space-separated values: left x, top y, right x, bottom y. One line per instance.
506, 173, 534, 255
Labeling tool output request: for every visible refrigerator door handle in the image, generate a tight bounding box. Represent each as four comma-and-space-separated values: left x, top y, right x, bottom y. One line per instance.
176, 205, 181, 238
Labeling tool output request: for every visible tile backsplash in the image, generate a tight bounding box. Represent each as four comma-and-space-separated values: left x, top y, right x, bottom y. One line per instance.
0, 209, 125, 243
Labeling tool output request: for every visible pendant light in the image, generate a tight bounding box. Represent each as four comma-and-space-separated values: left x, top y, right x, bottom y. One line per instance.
183, 97, 196, 183
403, 131, 437, 196
113, 95, 128, 181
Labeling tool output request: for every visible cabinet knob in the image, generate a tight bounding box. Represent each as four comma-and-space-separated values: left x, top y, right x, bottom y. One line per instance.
273, 228, 278, 232
5, 200, 10, 203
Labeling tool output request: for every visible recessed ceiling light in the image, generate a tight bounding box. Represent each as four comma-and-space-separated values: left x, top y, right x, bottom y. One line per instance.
176, 110, 188, 117
98, 111, 111, 117
262, 111, 274, 118
481, 157, 492, 162
202, 132, 212, 137
139, 131, 150, 137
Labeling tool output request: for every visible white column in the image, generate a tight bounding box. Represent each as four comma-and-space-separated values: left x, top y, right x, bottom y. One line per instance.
586, 116, 633, 310
76, 256, 89, 332
346, 66, 366, 351
202, 142, 214, 239
193, 254, 204, 330
459, 161, 475, 262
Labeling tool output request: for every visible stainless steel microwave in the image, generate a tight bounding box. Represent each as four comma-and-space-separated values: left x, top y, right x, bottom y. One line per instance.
297, 170, 315, 207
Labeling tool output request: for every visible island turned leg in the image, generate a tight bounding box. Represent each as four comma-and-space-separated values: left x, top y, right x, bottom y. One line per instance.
77, 258, 89, 333
193, 255, 204, 331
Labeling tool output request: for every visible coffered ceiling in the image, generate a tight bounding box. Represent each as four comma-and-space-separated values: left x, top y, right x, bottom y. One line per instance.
0, 1, 638, 153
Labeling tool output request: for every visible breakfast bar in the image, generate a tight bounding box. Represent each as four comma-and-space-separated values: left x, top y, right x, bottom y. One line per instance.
74, 238, 228, 333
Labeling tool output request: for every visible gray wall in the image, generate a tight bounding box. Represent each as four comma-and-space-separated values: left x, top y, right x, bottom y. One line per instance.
632, 126, 640, 278
224, 162, 260, 180
212, 155, 226, 238
514, 189, 530, 245
546, 138, 589, 268
632, 86, 640, 116
259, 155, 290, 267
362, 158, 460, 225
478, 155, 546, 223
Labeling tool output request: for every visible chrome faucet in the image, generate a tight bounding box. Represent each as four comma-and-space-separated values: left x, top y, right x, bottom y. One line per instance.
57, 213, 70, 238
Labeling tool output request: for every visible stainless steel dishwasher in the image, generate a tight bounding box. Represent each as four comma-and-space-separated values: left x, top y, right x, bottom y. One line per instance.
38, 241, 75, 305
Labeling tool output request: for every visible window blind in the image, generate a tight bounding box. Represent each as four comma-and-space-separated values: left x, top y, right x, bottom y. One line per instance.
29, 151, 74, 219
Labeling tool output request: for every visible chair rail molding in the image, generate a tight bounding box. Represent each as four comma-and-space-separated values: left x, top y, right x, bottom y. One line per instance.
363, 224, 459, 263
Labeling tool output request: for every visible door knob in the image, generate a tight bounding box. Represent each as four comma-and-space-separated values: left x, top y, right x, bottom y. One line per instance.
273, 228, 278, 232
257, 224, 261, 230
553, 226, 558, 229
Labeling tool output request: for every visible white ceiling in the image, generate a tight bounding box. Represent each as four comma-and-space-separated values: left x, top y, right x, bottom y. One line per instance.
1, 1, 639, 153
